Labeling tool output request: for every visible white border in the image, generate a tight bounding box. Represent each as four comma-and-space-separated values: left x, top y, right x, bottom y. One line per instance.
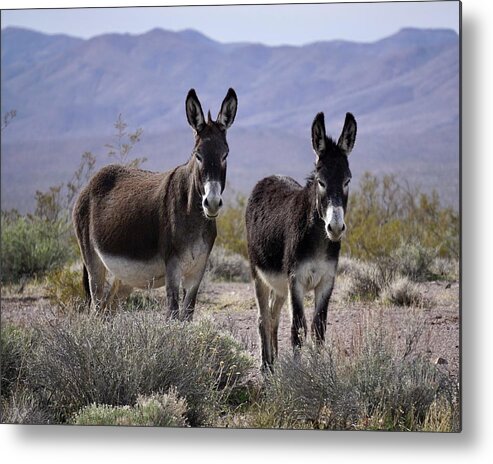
2, 0, 492, 463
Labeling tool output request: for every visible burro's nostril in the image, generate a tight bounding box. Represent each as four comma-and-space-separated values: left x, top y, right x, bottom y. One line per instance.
204, 198, 209, 208
218, 198, 223, 208
328, 224, 333, 232
341, 223, 346, 232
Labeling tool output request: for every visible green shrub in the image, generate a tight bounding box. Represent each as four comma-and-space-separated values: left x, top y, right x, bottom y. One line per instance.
1, 213, 72, 283
25, 314, 254, 425
45, 266, 86, 311
344, 173, 459, 262
72, 389, 188, 427
216, 195, 248, 258
207, 246, 250, 282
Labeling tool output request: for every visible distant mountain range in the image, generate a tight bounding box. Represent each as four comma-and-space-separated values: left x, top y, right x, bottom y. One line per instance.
1, 26, 459, 212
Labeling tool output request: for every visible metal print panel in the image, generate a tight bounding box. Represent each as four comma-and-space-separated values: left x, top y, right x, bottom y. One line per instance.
0, 1, 461, 431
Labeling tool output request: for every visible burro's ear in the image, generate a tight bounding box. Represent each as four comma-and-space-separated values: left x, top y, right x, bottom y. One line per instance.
217, 88, 238, 130
186, 89, 205, 133
337, 112, 357, 155
311, 112, 327, 158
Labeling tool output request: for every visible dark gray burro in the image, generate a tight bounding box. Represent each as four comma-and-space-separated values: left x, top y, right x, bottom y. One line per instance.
245, 111, 357, 370
73, 88, 238, 319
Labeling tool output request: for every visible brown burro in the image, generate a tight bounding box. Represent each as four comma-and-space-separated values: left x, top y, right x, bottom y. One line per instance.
73, 88, 238, 318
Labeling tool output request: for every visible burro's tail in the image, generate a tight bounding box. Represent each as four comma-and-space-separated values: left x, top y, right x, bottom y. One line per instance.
82, 264, 90, 302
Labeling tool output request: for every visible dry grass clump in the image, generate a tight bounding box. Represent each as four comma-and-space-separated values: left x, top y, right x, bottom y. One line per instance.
338, 257, 432, 307
381, 276, 429, 307
430, 257, 459, 281
338, 260, 383, 302
72, 389, 188, 427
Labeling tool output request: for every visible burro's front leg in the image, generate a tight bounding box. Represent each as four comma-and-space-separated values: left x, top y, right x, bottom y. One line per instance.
312, 273, 335, 346
181, 257, 208, 321
165, 257, 181, 319
288, 277, 307, 353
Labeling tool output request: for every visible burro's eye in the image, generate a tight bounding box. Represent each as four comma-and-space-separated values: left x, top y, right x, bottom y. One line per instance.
222, 152, 228, 162
343, 179, 351, 188
318, 180, 326, 189
195, 152, 203, 163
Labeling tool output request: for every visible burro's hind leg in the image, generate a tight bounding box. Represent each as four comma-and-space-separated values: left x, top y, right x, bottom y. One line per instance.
104, 279, 133, 313
254, 277, 274, 371
269, 290, 286, 359
85, 253, 107, 313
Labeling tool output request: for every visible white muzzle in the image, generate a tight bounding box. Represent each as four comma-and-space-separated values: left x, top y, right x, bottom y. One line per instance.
325, 206, 346, 241
202, 181, 223, 218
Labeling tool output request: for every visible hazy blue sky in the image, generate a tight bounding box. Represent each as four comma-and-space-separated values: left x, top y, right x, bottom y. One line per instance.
2, 1, 460, 45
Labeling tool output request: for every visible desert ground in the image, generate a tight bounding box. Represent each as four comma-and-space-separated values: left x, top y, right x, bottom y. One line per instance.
1, 275, 460, 379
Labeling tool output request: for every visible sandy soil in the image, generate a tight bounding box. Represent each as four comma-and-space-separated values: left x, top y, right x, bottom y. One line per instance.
1, 276, 460, 379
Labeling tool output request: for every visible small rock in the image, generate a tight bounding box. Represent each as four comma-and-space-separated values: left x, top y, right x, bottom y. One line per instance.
445, 282, 452, 289
434, 357, 448, 365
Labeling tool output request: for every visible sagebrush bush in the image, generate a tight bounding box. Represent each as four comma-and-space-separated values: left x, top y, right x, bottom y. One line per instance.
1, 213, 72, 283
252, 346, 356, 429
72, 389, 188, 427
248, 317, 458, 431
0, 326, 50, 424
24, 314, 254, 425
207, 246, 250, 283
0, 325, 33, 398
392, 241, 435, 281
